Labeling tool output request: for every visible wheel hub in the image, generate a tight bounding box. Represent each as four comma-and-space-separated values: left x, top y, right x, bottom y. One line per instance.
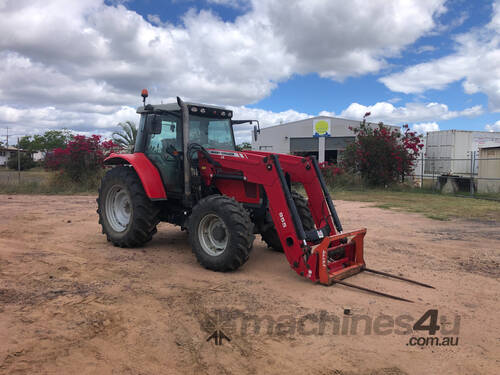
105, 185, 132, 232
212, 225, 226, 242
198, 214, 228, 256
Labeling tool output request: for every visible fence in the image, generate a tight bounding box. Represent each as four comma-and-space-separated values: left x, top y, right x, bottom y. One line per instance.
0, 170, 49, 186
412, 152, 500, 199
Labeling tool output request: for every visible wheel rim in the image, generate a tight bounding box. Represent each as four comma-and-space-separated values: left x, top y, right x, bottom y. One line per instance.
105, 185, 132, 232
198, 214, 228, 256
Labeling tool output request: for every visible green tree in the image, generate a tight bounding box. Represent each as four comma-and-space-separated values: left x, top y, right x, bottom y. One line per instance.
112, 121, 137, 151
7, 152, 36, 171
236, 142, 251, 151
18, 130, 72, 152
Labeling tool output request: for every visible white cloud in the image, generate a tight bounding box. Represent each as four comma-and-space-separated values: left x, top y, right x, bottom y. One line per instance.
380, 0, 500, 111
230, 106, 311, 143
0, 0, 445, 108
335, 101, 482, 124
0, 0, 448, 138
0, 98, 483, 145
485, 120, 500, 132
414, 45, 437, 54
257, 0, 446, 80
206, 0, 250, 9
430, 11, 468, 35
413, 122, 439, 134
0, 104, 138, 138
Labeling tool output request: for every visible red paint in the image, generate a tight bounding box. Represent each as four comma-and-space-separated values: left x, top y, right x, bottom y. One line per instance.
198, 148, 366, 284
104, 153, 167, 199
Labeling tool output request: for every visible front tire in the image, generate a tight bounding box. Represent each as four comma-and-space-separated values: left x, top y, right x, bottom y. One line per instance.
188, 195, 254, 271
97, 166, 160, 247
260, 191, 315, 251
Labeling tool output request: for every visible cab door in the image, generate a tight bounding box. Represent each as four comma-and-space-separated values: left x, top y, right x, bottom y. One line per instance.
145, 114, 183, 194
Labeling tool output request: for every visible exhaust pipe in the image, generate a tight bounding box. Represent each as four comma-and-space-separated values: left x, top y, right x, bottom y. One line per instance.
177, 96, 191, 207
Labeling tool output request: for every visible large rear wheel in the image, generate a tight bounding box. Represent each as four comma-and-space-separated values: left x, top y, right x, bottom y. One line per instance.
260, 191, 315, 252
97, 166, 160, 247
188, 195, 254, 271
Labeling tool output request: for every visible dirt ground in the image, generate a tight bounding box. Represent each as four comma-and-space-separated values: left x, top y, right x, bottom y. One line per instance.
0, 195, 499, 375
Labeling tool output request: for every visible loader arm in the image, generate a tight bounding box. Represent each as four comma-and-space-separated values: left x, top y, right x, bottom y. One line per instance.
198, 150, 366, 284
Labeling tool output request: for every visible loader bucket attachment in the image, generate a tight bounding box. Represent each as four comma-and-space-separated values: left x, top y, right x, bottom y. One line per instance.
312, 228, 367, 285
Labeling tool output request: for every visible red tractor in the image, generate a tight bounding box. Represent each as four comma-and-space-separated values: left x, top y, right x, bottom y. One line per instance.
97, 93, 432, 301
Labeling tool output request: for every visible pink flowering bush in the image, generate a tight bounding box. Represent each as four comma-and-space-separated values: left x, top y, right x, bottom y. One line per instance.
45, 135, 117, 186
342, 122, 423, 186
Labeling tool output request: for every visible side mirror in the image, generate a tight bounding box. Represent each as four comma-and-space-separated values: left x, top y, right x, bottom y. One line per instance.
253, 125, 258, 142
146, 114, 162, 134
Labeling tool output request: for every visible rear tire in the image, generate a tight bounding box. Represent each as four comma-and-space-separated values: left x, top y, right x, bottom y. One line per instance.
188, 195, 254, 271
97, 166, 160, 247
260, 191, 315, 252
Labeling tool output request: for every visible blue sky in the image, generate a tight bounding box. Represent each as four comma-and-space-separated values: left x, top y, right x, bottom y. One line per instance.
1, 0, 500, 143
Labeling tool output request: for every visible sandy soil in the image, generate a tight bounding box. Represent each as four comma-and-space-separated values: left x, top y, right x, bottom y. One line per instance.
0, 195, 499, 375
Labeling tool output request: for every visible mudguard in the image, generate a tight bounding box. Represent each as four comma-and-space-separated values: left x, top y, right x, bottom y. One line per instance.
104, 153, 167, 200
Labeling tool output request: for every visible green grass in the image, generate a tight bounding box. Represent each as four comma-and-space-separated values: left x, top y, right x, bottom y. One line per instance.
0, 170, 98, 195
2, 169, 499, 222
0, 181, 97, 195
329, 188, 500, 221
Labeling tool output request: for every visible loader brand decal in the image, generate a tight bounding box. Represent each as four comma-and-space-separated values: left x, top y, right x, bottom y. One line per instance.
208, 150, 248, 158
321, 248, 327, 268
202, 309, 460, 346
313, 119, 331, 137
278, 212, 287, 228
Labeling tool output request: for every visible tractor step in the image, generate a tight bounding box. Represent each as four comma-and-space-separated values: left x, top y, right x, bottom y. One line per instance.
311, 228, 434, 302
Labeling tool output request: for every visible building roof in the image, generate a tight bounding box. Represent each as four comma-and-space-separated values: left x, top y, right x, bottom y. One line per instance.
0, 146, 30, 152
479, 143, 500, 149
427, 129, 500, 134
260, 115, 398, 131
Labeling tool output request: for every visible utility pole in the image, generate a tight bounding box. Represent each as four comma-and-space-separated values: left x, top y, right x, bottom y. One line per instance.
17, 137, 21, 183
4, 126, 8, 169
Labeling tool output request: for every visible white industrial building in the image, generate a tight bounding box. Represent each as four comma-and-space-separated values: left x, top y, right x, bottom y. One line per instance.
251, 116, 399, 163
425, 130, 500, 175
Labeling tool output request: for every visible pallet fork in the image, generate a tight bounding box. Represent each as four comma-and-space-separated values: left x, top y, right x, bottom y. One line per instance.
271, 155, 434, 303
312, 229, 434, 302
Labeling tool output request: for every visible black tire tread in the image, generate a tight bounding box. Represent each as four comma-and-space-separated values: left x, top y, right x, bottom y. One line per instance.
188, 195, 254, 272
261, 191, 315, 251
97, 166, 160, 247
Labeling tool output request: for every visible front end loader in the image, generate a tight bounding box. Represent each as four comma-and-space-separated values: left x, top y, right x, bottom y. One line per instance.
97, 92, 433, 302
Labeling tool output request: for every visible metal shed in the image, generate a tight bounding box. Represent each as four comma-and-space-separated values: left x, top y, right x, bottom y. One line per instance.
252, 116, 399, 163
478, 144, 500, 193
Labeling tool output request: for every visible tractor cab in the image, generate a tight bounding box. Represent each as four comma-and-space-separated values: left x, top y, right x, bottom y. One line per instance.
134, 101, 237, 195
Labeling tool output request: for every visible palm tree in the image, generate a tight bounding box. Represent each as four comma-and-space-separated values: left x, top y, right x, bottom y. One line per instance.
112, 121, 138, 152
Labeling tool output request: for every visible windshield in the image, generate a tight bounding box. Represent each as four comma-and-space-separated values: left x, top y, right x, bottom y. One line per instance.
189, 115, 235, 151
144, 113, 236, 154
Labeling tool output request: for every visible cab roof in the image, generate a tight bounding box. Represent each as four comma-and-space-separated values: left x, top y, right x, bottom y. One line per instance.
136, 102, 229, 114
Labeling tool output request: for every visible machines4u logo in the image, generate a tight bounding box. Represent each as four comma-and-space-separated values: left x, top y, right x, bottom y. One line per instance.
407, 309, 460, 347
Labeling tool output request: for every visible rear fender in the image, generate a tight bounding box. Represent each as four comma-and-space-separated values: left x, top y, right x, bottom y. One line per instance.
104, 153, 167, 200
